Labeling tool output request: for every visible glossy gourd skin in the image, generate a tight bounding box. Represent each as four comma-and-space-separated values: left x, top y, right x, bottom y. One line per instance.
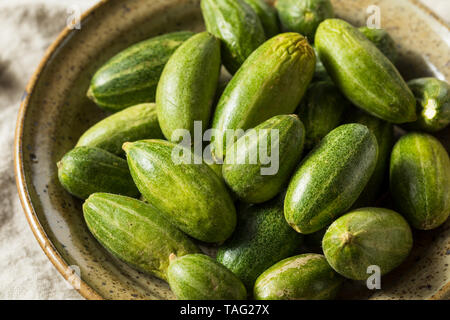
123, 139, 236, 243
167, 254, 247, 300
322, 208, 413, 280
297, 81, 350, 149
390, 133, 450, 230
222, 115, 305, 203
76, 103, 163, 156
405, 77, 450, 132
83, 193, 199, 280
276, 0, 334, 41
284, 123, 378, 234
211, 33, 315, 160
254, 253, 343, 300
315, 19, 416, 124
201, 0, 266, 74
217, 196, 304, 290
156, 32, 221, 142
87, 32, 194, 111
57, 146, 139, 200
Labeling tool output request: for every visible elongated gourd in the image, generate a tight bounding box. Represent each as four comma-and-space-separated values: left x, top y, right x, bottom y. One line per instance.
322, 207, 413, 280
156, 32, 221, 142
390, 133, 450, 230
123, 139, 236, 243
211, 32, 315, 160
254, 253, 343, 300
83, 193, 199, 280
222, 114, 305, 203
284, 123, 378, 234
87, 31, 194, 111
76, 103, 163, 155
57, 146, 139, 199
315, 19, 416, 123
167, 254, 247, 300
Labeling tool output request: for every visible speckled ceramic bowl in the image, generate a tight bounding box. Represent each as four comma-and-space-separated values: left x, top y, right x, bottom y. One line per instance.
15, 0, 450, 300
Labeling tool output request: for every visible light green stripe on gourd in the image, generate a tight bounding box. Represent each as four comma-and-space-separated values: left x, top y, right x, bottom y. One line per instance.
83, 193, 200, 280
254, 253, 343, 300
223, 114, 305, 203
76, 103, 163, 156
344, 108, 394, 207
315, 19, 416, 123
211, 32, 315, 160
405, 77, 450, 132
322, 208, 413, 280
156, 32, 221, 142
200, 0, 266, 74
390, 132, 450, 230
284, 123, 378, 234
123, 139, 236, 243
87, 31, 194, 112
167, 254, 247, 300
243, 0, 280, 37
57, 146, 139, 200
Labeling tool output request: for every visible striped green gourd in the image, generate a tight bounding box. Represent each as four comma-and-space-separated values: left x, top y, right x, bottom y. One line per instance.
322, 207, 413, 280
83, 193, 199, 280
243, 0, 280, 38
87, 31, 194, 112
211, 33, 315, 160
156, 32, 221, 142
390, 132, 450, 230
123, 139, 236, 243
358, 26, 398, 64
315, 19, 416, 123
254, 253, 343, 300
222, 114, 305, 203
57, 146, 139, 200
167, 253, 247, 300
284, 123, 378, 234
76, 103, 163, 156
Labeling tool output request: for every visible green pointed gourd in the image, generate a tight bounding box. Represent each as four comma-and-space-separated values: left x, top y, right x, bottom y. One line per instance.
123, 139, 236, 243
284, 123, 378, 234
315, 19, 416, 123
390, 132, 450, 230
322, 208, 413, 280
76, 103, 163, 156
57, 146, 139, 200
156, 32, 221, 142
83, 193, 199, 280
167, 254, 247, 300
211, 32, 315, 160
254, 253, 343, 300
87, 31, 194, 111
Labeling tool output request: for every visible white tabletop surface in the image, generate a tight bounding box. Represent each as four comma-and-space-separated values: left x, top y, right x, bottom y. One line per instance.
0, 0, 448, 300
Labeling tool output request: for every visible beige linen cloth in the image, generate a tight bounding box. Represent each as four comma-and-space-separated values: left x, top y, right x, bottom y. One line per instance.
0, 0, 448, 300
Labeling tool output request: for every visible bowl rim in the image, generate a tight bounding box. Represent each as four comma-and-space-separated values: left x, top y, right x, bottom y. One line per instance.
13, 0, 450, 300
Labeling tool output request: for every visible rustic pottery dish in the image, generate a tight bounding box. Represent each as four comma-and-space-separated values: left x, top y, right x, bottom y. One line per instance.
15, 0, 450, 300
